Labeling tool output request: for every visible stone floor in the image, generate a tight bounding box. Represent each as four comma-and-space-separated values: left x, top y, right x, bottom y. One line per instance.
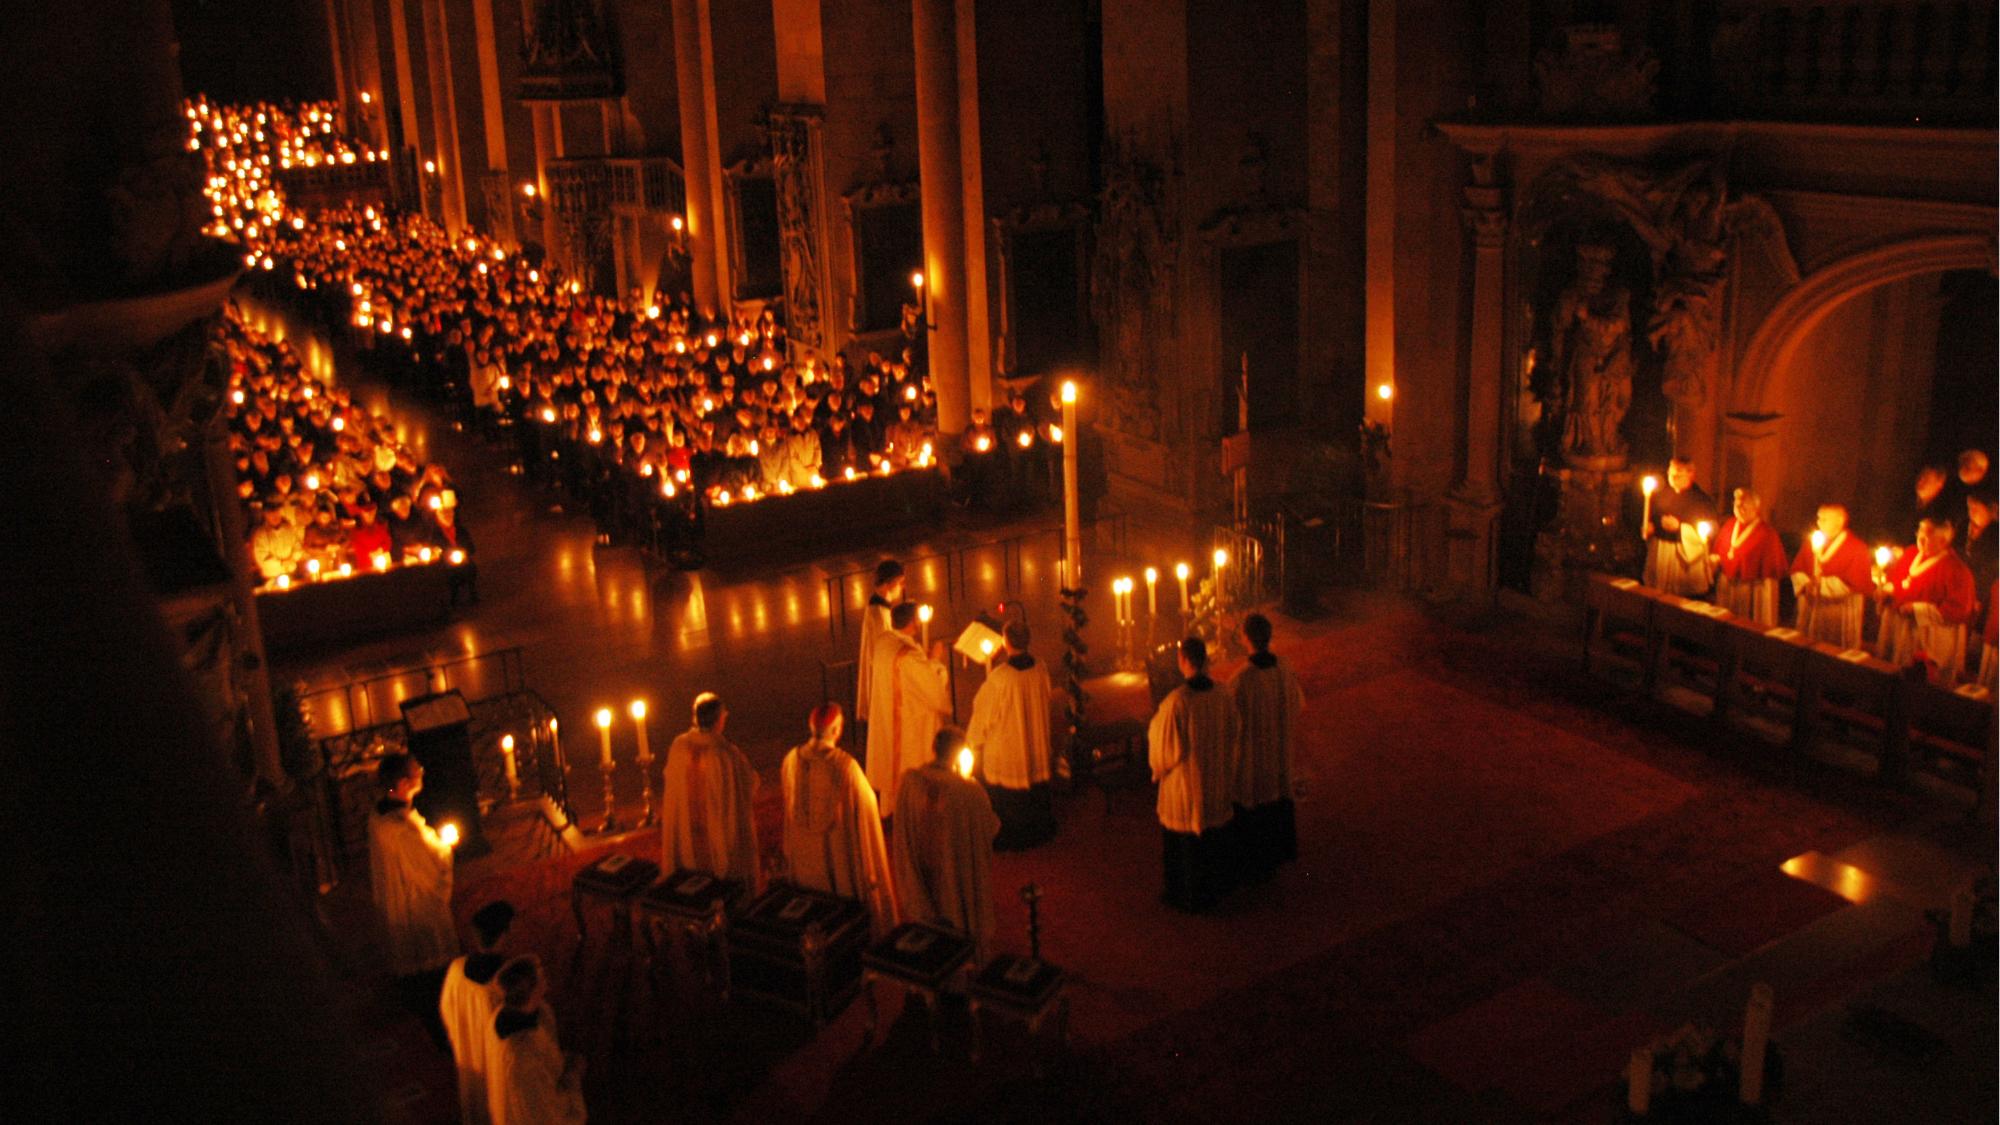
277, 317, 1996, 1123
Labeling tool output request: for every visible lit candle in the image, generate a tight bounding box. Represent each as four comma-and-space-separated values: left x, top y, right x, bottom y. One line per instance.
439, 822, 460, 848
500, 733, 520, 793
1144, 567, 1159, 616
1810, 529, 1826, 553
1874, 545, 1894, 568
917, 603, 933, 648
1695, 521, 1713, 543
629, 699, 650, 765
955, 745, 975, 780
1640, 474, 1659, 532
594, 707, 614, 769
1739, 982, 1773, 1105
1176, 562, 1191, 614
448, 549, 466, 565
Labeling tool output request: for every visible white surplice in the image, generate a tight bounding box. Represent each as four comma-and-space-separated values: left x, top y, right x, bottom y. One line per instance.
864, 630, 951, 811
1229, 656, 1303, 807
440, 956, 502, 1125
367, 801, 458, 975
854, 596, 893, 721
1148, 679, 1240, 835
965, 655, 1055, 790
487, 1005, 585, 1125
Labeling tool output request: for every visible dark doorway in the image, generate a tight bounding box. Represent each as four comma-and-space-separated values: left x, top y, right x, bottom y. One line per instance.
857, 202, 923, 333
1926, 269, 1998, 468
732, 177, 783, 300
1008, 227, 1084, 377
1219, 239, 1301, 433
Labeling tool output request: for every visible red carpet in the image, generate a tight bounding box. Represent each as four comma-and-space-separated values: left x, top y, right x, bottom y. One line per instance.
352, 600, 1917, 1123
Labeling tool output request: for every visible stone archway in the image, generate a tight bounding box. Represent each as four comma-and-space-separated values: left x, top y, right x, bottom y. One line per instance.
1733, 233, 1995, 417
1724, 232, 1996, 532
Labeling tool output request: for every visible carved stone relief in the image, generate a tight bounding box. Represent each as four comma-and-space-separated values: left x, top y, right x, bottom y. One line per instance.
766, 107, 830, 352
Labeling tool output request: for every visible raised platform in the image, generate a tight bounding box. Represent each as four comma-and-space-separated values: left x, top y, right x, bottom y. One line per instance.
696, 469, 947, 567
255, 564, 454, 654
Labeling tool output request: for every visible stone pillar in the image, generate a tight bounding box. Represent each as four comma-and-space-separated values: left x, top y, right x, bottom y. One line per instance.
1362, 0, 1396, 438
530, 103, 561, 253
419, 0, 468, 232
672, 0, 732, 316
952, 0, 993, 417
912, 0, 973, 438
1445, 164, 1508, 594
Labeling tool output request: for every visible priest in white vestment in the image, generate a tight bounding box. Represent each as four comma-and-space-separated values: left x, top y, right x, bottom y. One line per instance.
892, 727, 1002, 963
440, 901, 515, 1125
865, 602, 952, 813
487, 958, 586, 1125
854, 559, 904, 723
966, 621, 1057, 849
660, 693, 761, 890
1229, 614, 1304, 883
367, 753, 459, 977
781, 704, 897, 931
1150, 637, 1241, 912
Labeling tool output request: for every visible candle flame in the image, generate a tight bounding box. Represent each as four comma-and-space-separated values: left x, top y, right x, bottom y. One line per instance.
629, 699, 647, 720
439, 823, 459, 848
1696, 521, 1714, 541
917, 604, 934, 623
501, 734, 515, 751
1213, 547, 1229, 569
448, 549, 466, 565
1145, 566, 1159, 583
594, 707, 612, 729
1641, 475, 1659, 496
1810, 529, 1826, 551
1017, 431, 1033, 448
1875, 546, 1894, 567
1060, 381, 1078, 405
955, 746, 975, 779
1175, 562, 1190, 581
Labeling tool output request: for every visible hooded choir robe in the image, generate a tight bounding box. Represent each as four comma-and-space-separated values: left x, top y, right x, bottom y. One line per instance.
781, 738, 897, 930
659, 727, 760, 888
1643, 483, 1716, 596
367, 798, 459, 976
1877, 547, 1978, 683
1229, 652, 1304, 879
854, 594, 893, 721
865, 630, 951, 812
1712, 517, 1788, 625
891, 762, 1001, 963
1790, 530, 1873, 648
440, 952, 506, 1125
487, 1006, 585, 1125
1149, 675, 1240, 911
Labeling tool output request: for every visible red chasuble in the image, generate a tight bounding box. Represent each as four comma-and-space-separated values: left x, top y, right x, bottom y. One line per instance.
1883, 547, 1978, 623
1714, 518, 1787, 581
1789, 530, 1874, 592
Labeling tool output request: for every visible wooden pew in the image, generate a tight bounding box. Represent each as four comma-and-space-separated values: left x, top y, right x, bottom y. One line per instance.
1795, 643, 1907, 779
1649, 594, 1734, 707
1718, 618, 1814, 735
1901, 681, 1997, 796
1583, 573, 1657, 682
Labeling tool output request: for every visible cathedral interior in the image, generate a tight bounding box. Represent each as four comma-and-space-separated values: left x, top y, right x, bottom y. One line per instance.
0, 0, 1994, 1121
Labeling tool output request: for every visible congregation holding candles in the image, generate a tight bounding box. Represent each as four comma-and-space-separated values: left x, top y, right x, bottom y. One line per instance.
1634, 452, 1997, 689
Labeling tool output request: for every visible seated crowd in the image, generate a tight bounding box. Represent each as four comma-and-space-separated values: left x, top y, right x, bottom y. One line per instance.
221, 305, 476, 594
1638, 452, 1998, 690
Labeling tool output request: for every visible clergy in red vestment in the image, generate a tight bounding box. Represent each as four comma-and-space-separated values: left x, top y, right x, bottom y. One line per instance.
1790, 503, 1874, 648
660, 693, 761, 890
1643, 458, 1716, 595
891, 727, 1001, 963
1875, 518, 1978, 684
1712, 488, 1788, 624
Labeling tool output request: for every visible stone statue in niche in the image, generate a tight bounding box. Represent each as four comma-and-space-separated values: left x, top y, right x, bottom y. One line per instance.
1550, 243, 1633, 464
1533, 156, 1795, 409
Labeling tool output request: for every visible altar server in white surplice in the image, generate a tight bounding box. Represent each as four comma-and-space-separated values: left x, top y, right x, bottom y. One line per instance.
967, 621, 1059, 849
487, 957, 585, 1125
854, 559, 904, 723
1150, 637, 1241, 913
660, 693, 761, 889
865, 601, 951, 813
367, 753, 459, 977
440, 901, 515, 1125
892, 727, 1001, 963
1230, 613, 1304, 884
782, 704, 897, 931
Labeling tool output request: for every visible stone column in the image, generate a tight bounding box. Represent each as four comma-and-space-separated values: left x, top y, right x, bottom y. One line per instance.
1445, 163, 1508, 594
952, 0, 993, 416
419, 0, 468, 232
672, 0, 732, 316
912, 0, 973, 438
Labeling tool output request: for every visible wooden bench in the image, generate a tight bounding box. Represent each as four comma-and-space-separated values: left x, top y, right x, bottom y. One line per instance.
1583, 573, 1656, 681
